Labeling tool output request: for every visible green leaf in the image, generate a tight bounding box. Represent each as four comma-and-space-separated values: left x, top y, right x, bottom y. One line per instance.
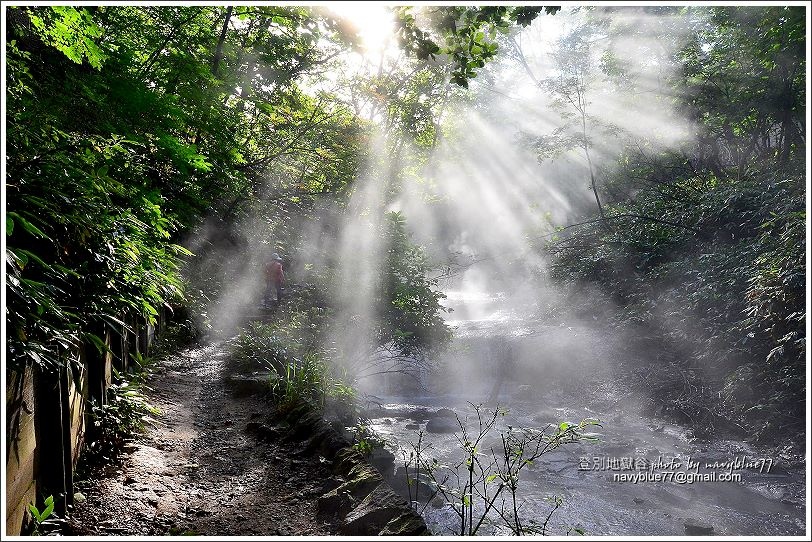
17, 249, 54, 272
28, 504, 42, 523
7, 216, 14, 236
83, 332, 112, 356
7, 212, 47, 239
40, 500, 54, 522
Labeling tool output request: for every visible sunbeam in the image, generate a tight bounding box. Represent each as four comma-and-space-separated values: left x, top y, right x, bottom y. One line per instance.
7, 3, 804, 538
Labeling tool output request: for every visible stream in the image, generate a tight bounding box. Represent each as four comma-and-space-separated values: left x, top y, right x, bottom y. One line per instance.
363, 289, 806, 536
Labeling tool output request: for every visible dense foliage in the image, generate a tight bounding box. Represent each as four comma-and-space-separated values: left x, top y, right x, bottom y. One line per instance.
544, 6, 805, 441
4, 5, 805, 446
5, 5, 452, 378
82, 361, 159, 468
395, 5, 560, 87
378, 212, 451, 356
7, 6, 193, 373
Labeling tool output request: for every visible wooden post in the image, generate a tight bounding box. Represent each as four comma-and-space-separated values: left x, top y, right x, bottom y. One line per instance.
158, 306, 167, 337
85, 325, 112, 405
6, 366, 38, 536
33, 363, 73, 517
112, 313, 131, 373
59, 365, 75, 509
137, 318, 149, 358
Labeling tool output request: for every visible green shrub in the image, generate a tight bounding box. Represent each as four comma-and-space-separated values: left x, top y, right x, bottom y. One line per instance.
231, 320, 357, 417
232, 321, 292, 373
82, 357, 159, 467
547, 163, 805, 441
270, 353, 328, 412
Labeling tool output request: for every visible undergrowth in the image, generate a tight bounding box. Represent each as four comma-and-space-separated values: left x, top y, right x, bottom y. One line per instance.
77, 353, 160, 477
230, 292, 358, 422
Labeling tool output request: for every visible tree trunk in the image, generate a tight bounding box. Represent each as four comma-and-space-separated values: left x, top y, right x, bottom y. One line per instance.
193, 6, 232, 146
212, 6, 233, 77
581, 115, 605, 219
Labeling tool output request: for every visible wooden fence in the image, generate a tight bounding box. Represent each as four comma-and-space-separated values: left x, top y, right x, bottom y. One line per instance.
5, 312, 161, 536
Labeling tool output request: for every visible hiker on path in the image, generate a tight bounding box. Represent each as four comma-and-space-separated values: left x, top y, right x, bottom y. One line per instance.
264, 253, 284, 306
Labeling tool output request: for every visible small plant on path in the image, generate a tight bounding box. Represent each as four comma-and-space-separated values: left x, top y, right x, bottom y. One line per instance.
27, 495, 56, 535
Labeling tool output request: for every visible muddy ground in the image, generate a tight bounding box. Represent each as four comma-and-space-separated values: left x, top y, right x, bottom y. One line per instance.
68, 343, 341, 536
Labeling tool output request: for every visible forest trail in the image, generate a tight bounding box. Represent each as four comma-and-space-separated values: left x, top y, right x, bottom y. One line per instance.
67, 343, 339, 536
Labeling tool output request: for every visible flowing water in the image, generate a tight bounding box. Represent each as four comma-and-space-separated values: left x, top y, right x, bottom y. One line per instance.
364, 289, 806, 536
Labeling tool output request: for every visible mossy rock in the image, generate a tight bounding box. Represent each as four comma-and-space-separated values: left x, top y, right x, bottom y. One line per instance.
317, 475, 381, 519
332, 447, 367, 476
343, 463, 383, 494
317, 487, 356, 517
380, 512, 430, 536
339, 484, 418, 535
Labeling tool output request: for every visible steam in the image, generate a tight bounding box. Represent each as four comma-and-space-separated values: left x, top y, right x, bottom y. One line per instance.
183, 7, 705, 400
329, 132, 392, 371
380, 7, 702, 396
407, 7, 695, 290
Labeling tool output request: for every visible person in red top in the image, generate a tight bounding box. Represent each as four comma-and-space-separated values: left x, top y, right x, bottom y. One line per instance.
264, 253, 284, 306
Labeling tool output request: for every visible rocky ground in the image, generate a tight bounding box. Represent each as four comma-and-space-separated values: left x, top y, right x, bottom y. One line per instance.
67, 342, 424, 536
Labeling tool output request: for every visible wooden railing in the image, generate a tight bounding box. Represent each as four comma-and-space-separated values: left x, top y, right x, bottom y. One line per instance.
5, 310, 164, 535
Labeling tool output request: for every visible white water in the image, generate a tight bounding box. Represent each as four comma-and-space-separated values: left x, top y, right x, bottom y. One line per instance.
364, 289, 805, 536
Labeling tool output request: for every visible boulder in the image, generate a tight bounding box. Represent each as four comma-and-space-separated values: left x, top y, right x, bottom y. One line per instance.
339, 484, 420, 535
321, 476, 343, 493
297, 423, 347, 457
379, 512, 430, 536
344, 462, 384, 494
407, 408, 433, 421
318, 458, 385, 520
390, 467, 434, 501
684, 518, 714, 535
435, 408, 456, 418
368, 447, 396, 476
317, 487, 357, 517
426, 417, 458, 434
332, 447, 368, 476
284, 410, 325, 442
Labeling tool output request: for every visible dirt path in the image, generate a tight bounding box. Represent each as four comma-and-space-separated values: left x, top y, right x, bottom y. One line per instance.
68, 343, 340, 536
